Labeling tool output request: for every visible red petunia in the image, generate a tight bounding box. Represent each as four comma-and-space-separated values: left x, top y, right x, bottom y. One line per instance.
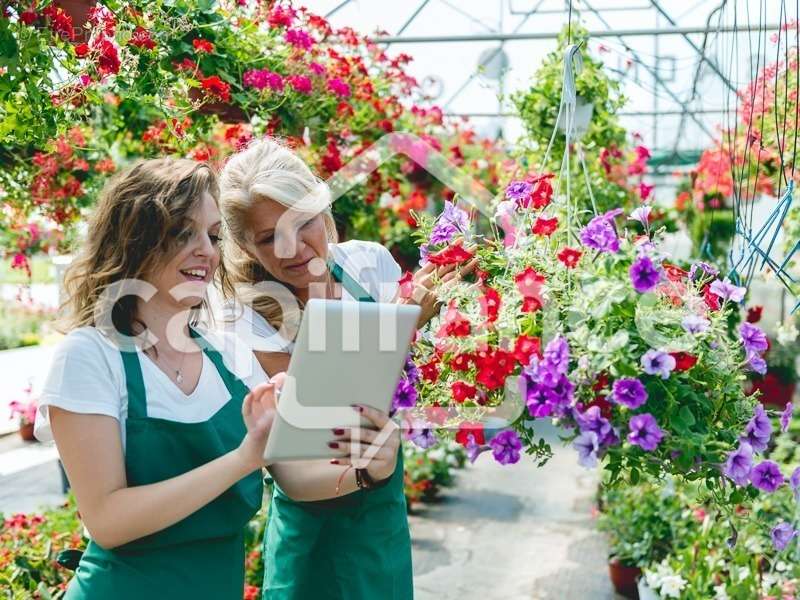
419, 360, 440, 383
455, 421, 485, 446
193, 38, 214, 53
513, 334, 541, 366
515, 267, 545, 312
532, 216, 559, 236
436, 304, 471, 338
669, 352, 698, 372
557, 246, 583, 269
451, 381, 477, 403
449, 353, 474, 372
702, 284, 720, 311
427, 241, 474, 266
663, 262, 688, 282
474, 347, 515, 390
747, 305, 763, 323
479, 286, 501, 323
129, 26, 156, 50
425, 404, 449, 425
520, 173, 554, 209
200, 75, 231, 103
398, 271, 414, 300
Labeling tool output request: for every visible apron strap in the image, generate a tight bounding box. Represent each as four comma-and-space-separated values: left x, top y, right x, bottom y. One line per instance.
120, 348, 148, 420
327, 258, 377, 303
189, 327, 252, 399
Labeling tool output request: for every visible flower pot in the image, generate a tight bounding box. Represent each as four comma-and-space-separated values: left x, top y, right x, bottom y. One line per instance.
751, 371, 796, 407
19, 421, 36, 442
637, 579, 661, 600
608, 559, 641, 599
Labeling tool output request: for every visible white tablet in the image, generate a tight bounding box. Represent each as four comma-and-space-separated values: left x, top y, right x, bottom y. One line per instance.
263, 298, 421, 462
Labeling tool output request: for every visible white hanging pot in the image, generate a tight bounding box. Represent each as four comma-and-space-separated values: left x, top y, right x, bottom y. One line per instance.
637, 578, 661, 600
557, 96, 594, 139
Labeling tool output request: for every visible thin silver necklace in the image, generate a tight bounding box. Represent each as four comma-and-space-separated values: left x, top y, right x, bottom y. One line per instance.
151, 345, 189, 384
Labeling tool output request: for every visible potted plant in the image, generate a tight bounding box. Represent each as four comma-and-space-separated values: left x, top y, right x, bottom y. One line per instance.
748, 319, 799, 407
8, 386, 38, 442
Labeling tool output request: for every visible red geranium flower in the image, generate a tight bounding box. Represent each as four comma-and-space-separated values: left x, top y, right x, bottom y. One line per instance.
455, 421, 485, 446
513, 334, 541, 366
747, 305, 763, 323
42, 5, 75, 41
74, 43, 90, 58
93, 36, 120, 76
532, 216, 559, 236
425, 404, 449, 425
436, 303, 471, 338
193, 38, 214, 53
479, 286, 501, 323
557, 246, 583, 269
670, 352, 698, 372
419, 360, 440, 382
451, 381, 477, 403
20, 10, 38, 26
200, 75, 231, 102
129, 26, 156, 50
449, 353, 474, 372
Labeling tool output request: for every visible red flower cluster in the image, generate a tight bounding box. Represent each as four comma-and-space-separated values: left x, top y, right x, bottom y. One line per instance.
513, 334, 541, 366
427, 242, 474, 266
521, 173, 554, 209
557, 246, 583, 269
419, 361, 440, 382
478, 286, 501, 323
455, 421, 485, 446
200, 75, 231, 103
93, 36, 120, 76
532, 216, 558, 236
436, 304, 471, 338
515, 267, 545, 312
42, 5, 75, 41
669, 352, 698, 372
193, 38, 215, 54
474, 347, 515, 390
451, 381, 477, 403
129, 27, 156, 50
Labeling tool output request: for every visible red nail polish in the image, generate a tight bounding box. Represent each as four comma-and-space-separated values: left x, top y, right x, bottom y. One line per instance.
332, 428, 344, 435
330, 459, 339, 465
328, 442, 339, 449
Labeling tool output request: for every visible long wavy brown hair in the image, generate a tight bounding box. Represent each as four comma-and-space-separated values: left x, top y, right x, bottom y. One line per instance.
59, 158, 224, 337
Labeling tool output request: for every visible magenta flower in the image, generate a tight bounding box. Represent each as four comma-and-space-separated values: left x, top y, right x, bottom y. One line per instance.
490, 429, 522, 465
243, 69, 284, 91
287, 75, 312, 94
309, 61, 325, 75
284, 28, 314, 50
723, 442, 753, 486
327, 77, 351, 98
771, 522, 798, 551
630, 255, 662, 293
627, 413, 664, 451
750, 460, 785, 492
611, 377, 648, 409
641, 349, 676, 380
780, 402, 793, 433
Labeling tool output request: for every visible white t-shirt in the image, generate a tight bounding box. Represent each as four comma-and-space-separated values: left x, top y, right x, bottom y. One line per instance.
223, 240, 403, 353
34, 326, 269, 451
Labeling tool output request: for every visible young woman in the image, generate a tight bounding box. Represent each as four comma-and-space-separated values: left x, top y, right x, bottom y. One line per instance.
34, 158, 279, 599
218, 137, 475, 599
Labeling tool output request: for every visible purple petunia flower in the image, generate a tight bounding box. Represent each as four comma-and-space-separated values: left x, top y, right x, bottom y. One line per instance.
520, 337, 575, 419
641, 349, 676, 380
630, 255, 662, 293
740, 322, 769, 355
709, 278, 747, 303
505, 180, 532, 202
575, 406, 617, 447
612, 377, 648, 409
392, 379, 418, 410
627, 413, 665, 451
771, 522, 798, 551
723, 442, 754, 486
750, 460, 785, 493
741, 404, 773, 453
489, 429, 522, 465
688, 261, 719, 280
405, 419, 437, 449
628, 205, 652, 226
781, 402, 794, 433
573, 431, 600, 468
544, 336, 571, 376
464, 433, 489, 464
790, 467, 800, 502
746, 352, 768, 375
682, 314, 710, 334
579, 209, 622, 254
426, 200, 469, 249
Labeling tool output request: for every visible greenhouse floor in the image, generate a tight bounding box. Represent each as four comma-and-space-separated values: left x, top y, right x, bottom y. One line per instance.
0, 421, 620, 598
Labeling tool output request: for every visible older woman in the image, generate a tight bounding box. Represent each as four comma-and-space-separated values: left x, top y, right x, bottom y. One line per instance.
219, 137, 474, 599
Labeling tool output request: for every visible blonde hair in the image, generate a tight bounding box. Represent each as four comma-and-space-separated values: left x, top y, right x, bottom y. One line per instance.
60, 158, 221, 336
218, 137, 338, 331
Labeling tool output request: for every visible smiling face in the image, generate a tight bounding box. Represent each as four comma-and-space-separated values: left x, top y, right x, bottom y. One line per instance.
246, 195, 329, 290
147, 191, 222, 308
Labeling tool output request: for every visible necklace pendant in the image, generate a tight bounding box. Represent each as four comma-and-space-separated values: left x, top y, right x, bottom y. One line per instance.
176, 370, 184, 384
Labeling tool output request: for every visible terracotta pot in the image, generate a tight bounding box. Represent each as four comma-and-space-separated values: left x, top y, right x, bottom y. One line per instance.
608, 559, 641, 599
19, 422, 36, 442
751, 372, 796, 407
187, 88, 248, 123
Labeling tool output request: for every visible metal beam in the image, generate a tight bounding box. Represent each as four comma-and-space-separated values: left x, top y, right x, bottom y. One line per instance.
444, 109, 727, 118
324, 0, 352, 19
366, 24, 781, 44
648, 0, 736, 93
509, 1, 652, 14
380, 0, 432, 49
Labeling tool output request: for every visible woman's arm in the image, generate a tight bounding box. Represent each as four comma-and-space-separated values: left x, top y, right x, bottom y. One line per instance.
50, 383, 276, 549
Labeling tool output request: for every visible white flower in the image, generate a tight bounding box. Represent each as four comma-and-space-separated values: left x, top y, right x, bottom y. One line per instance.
659, 575, 687, 598
713, 584, 729, 600
777, 321, 799, 346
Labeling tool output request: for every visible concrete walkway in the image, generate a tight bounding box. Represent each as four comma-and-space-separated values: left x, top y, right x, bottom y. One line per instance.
409, 421, 620, 600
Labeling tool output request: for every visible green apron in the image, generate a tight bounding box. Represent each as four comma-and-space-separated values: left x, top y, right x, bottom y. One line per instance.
63, 328, 263, 599
261, 259, 413, 600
